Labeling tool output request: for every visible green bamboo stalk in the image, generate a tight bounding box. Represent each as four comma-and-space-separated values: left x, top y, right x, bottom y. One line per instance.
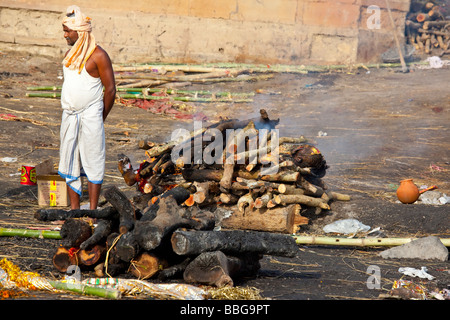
48, 280, 121, 299
293, 235, 450, 247
27, 86, 255, 98
25, 91, 252, 102
0, 227, 61, 239
120, 60, 431, 74
118, 93, 252, 103
26, 86, 61, 91
26, 92, 61, 98
117, 87, 255, 97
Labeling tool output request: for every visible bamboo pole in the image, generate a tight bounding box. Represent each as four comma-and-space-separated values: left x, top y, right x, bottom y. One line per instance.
48, 280, 122, 299
26, 86, 255, 98
293, 235, 450, 247
115, 60, 430, 74
0, 227, 61, 239
25, 92, 252, 103
118, 93, 253, 103
26, 92, 61, 98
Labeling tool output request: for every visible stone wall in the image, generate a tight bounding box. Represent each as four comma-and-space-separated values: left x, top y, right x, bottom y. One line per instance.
0, 0, 411, 65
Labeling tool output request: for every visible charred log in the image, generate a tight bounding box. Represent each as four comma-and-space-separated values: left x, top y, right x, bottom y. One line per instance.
171, 229, 299, 257
60, 218, 92, 248
103, 185, 136, 234
80, 219, 113, 250
183, 251, 261, 287
34, 206, 118, 221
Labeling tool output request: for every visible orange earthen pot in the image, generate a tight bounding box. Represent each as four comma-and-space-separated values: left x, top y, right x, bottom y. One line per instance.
396, 179, 420, 204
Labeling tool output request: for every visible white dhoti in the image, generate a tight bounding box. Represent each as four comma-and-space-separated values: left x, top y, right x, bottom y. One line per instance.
58, 64, 105, 195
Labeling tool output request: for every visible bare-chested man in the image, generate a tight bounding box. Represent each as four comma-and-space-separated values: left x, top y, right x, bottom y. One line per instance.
58, 5, 116, 210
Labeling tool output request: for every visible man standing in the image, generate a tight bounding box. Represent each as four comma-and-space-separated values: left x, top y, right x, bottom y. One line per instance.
58, 5, 116, 210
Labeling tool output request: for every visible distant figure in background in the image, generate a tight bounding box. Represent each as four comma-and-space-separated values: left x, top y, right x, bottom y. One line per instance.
58, 5, 116, 210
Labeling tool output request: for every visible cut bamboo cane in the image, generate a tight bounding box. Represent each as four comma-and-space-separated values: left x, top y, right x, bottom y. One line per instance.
25, 91, 252, 103
117, 93, 253, 103
48, 280, 122, 299
26, 92, 61, 98
0, 228, 61, 239
293, 236, 450, 247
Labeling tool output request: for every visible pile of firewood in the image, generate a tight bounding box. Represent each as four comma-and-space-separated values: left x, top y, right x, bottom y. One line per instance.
35, 109, 350, 287
406, 2, 450, 55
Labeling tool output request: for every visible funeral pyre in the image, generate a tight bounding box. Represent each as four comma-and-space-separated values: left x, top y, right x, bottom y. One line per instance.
35, 109, 350, 287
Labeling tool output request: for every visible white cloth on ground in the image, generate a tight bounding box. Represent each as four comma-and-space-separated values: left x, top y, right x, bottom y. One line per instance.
58, 65, 105, 195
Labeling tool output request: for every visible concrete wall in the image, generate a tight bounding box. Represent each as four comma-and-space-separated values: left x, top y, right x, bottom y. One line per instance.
0, 0, 411, 65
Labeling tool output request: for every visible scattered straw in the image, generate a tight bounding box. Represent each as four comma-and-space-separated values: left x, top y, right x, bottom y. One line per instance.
206, 286, 266, 300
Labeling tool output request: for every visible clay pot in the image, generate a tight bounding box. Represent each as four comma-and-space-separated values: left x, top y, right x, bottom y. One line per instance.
396, 179, 420, 204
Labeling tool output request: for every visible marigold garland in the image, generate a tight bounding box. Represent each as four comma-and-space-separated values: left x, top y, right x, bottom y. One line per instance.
0, 258, 41, 290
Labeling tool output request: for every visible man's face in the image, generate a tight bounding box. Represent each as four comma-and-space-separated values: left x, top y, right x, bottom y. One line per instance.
63, 25, 78, 46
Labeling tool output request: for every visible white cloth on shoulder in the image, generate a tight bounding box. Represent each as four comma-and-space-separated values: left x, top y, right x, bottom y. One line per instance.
58, 65, 105, 195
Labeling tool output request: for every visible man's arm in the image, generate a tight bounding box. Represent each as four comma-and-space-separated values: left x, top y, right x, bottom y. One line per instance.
94, 48, 116, 121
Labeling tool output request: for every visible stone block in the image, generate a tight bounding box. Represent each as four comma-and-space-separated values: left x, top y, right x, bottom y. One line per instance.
234, 0, 298, 23
302, 1, 360, 29
309, 34, 358, 63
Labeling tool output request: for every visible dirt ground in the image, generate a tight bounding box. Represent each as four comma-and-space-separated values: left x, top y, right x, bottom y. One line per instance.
0, 51, 449, 303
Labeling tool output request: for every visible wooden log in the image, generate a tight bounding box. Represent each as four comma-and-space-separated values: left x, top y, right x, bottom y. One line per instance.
405, 19, 422, 31
183, 251, 261, 287
184, 194, 195, 207
219, 192, 239, 205
273, 194, 330, 210
193, 181, 218, 204
157, 257, 192, 281
135, 197, 215, 251
220, 121, 256, 191
266, 199, 277, 208
160, 160, 175, 175
329, 191, 351, 201
235, 177, 283, 190
254, 192, 272, 209
419, 28, 450, 37
221, 204, 306, 234
297, 176, 324, 196
152, 153, 171, 174
52, 246, 78, 273
220, 163, 235, 191
80, 219, 113, 250
103, 186, 135, 234
34, 206, 118, 221
278, 136, 308, 144
423, 20, 449, 30
236, 169, 299, 182
171, 229, 299, 257
114, 231, 140, 262
182, 168, 223, 182
129, 252, 168, 279
278, 183, 302, 194
138, 140, 157, 150
237, 192, 254, 212
260, 170, 299, 182
78, 245, 106, 266
416, 12, 431, 23
60, 218, 93, 248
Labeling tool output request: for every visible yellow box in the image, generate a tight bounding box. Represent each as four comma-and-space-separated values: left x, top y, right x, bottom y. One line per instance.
37, 174, 69, 207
